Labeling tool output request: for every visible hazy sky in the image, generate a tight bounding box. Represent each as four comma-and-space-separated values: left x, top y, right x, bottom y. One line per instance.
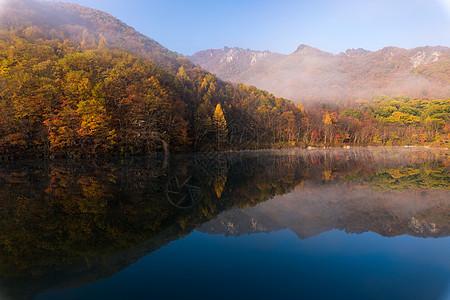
53, 0, 450, 55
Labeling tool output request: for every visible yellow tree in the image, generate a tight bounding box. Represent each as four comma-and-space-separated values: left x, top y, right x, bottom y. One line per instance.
323, 112, 333, 145
77, 98, 116, 153
214, 155, 228, 198
213, 104, 228, 150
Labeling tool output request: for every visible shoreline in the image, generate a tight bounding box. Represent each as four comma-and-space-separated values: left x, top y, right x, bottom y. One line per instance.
1, 145, 448, 162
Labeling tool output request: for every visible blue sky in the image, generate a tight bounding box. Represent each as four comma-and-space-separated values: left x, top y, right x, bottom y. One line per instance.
55, 0, 450, 55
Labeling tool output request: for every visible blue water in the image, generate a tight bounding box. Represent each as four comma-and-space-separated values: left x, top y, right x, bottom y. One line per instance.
36, 229, 450, 300
1, 149, 448, 300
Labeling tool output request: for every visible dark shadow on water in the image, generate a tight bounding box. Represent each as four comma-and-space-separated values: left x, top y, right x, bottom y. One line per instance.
0, 148, 448, 299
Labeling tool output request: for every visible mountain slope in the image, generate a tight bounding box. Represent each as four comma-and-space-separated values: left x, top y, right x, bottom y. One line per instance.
190, 47, 286, 83
0, 0, 190, 71
0, 0, 305, 156
0, 0, 448, 156
190, 45, 450, 103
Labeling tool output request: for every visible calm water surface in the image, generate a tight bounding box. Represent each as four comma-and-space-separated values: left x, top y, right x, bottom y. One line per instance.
0, 148, 449, 300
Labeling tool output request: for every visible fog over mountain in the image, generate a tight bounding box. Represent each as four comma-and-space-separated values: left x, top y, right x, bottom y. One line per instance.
199, 182, 449, 239
190, 45, 450, 104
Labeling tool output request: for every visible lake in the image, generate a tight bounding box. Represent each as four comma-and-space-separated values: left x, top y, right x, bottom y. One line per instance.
0, 147, 449, 300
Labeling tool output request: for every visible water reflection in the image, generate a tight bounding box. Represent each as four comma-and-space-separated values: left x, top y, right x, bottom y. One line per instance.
0, 148, 448, 299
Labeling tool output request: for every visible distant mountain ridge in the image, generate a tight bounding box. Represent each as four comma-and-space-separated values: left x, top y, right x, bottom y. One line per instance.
1, 0, 449, 155
190, 45, 450, 103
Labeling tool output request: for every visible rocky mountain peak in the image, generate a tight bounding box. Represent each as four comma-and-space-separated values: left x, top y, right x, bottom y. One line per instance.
191, 44, 449, 101
344, 48, 371, 57
408, 46, 448, 69
294, 44, 327, 55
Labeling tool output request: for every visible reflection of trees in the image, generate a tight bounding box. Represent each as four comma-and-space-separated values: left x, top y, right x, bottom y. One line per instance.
199, 150, 449, 241
166, 175, 202, 209
0, 152, 308, 299
0, 148, 447, 299
213, 155, 228, 198
367, 167, 449, 191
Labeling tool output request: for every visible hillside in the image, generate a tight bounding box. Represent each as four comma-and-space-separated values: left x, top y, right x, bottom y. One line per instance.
0, 0, 449, 157
190, 45, 450, 103
0, 0, 304, 156
0, 0, 189, 71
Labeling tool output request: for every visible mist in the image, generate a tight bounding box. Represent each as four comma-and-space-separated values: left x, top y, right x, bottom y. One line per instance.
191, 45, 450, 104
0, 0, 88, 31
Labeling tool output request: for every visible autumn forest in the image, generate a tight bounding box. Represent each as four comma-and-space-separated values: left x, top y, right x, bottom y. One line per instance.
0, 1, 449, 299
0, 0, 449, 158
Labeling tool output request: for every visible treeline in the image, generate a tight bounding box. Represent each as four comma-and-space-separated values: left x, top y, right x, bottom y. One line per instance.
0, 28, 306, 156
0, 0, 307, 156
0, 1, 449, 157
304, 96, 450, 147
0, 29, 449, 157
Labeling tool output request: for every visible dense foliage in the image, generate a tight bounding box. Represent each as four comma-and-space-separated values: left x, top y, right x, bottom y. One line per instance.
0, 28, 305, 156
304, 96, 450, 147
0, 1, 448, 157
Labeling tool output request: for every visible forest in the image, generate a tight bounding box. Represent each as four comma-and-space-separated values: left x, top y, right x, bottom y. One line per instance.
0, 0, 449, 157
0, 28, 449, 157
0, 27, 307, 156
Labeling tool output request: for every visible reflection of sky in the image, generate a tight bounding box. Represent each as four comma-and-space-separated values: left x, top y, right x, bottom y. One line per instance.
37, 229, 450, 300
441, 284, 450, 300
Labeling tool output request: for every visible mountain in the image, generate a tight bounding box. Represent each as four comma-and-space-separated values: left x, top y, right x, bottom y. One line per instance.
190, 45, 450, 103
190, 46, 286, 83
0, 0, 189, 71
0, 0, 449, 156
0, 0, 304, 156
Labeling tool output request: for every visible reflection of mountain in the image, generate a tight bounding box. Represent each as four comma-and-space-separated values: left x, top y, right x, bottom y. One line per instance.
199, 181, 449, 239
0, 148, 448, 299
